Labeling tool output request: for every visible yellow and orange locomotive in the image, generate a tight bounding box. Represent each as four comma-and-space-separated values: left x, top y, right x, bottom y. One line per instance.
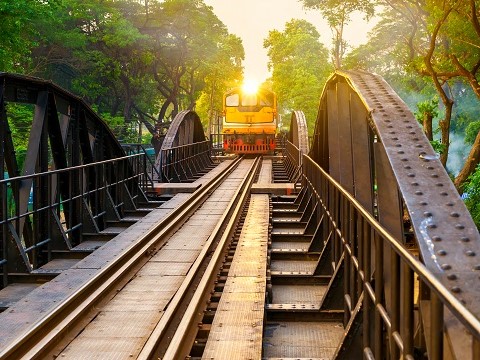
222, 86, 277, 154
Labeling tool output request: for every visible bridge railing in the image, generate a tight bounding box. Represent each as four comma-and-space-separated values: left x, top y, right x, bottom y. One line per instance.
0, 153, 150, 283
302, 152, 480, 359
122, 144, 161, 187
283, 140, 303, 183
159, 140, 213, 182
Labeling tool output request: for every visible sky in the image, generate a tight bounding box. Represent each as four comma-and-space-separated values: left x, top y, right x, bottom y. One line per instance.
204, 0, 377, 83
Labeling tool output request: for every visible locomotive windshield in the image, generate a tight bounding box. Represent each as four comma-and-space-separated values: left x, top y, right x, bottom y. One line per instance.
226, 93, 239, 106
225, 90, 274, 108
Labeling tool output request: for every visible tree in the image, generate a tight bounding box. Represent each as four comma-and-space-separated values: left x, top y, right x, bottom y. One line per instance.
264, 19, 333, 132
344, 1, 480, 191
0, 0, 59, 73
300, 0, 374, 69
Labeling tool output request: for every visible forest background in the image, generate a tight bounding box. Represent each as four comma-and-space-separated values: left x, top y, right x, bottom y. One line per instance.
1, 0, 480, 227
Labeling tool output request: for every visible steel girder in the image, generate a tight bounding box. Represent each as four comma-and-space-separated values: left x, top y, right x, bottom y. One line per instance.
0, 73, 141, 284
288, 110, 309, 155
155, 110, 212, 182
310, 70, 480, 359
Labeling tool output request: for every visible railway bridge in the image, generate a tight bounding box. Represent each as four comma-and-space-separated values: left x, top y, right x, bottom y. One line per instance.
0, 71, 479, 359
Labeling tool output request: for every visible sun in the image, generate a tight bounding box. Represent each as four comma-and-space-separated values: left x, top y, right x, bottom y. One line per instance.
241, 79, 260, 95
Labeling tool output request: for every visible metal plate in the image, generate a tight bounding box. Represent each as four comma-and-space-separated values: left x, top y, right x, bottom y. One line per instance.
203, 194, 268, 359
271, 285, 326, 305
102, 290, 172, 312
59, 336, 146, 359
271, 242, 310, 251
257, 159, 273, 183
0, 283, 41, 309
60, 311, 163, 359
121, 275, 184, 293
136, 262, 191, 276
262, 321, 344, 358
150, 249, 200, 263
270, 260, 317, 274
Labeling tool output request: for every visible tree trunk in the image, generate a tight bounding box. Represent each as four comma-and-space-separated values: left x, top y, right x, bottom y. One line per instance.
455, 130, 480, 193
423, 112, 433, 141
439, 99, 453, 166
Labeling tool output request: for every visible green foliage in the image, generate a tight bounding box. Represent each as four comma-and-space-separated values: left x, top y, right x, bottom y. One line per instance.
430, 140, 446, 154
465, 121, 480, 146
2, 0, 243, 141
414, 97, 438, 123
264, 19, 332, 133
5, 103, 34, 170
463, 164, 480, 229
300, 0, 374, 68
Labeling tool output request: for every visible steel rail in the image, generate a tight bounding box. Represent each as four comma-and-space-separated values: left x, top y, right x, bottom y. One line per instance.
154, 157, 261, 360
0, 156, 244, 359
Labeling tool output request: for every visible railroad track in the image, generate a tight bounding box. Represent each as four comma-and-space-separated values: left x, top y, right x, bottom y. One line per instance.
0, 156, 261, 359
1, 155, 344, 360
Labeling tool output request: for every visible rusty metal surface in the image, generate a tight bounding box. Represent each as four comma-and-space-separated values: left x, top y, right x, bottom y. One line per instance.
257, 158, 273, 183
0, 283, 41, 309
271, 285, 326, 305
263, 321, 344, 358
288, 111, 309, 155
202, 194, 269, 359
60, 310, 164, 359
338, 70, 480, 312
270, 260, 317, 274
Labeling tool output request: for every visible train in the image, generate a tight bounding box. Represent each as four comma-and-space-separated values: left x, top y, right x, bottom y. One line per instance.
222, 86, 277, 154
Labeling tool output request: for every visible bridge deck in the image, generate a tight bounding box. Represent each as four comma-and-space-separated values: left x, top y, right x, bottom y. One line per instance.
0, 161, 235, 349
202, 194, 269, 359
57, 160, 254, 358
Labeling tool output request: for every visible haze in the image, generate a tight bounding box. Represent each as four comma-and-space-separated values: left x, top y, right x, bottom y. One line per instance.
204, 0, 376, 82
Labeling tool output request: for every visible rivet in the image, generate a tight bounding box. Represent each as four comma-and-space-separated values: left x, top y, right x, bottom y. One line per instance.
408, 173, 415, 177
455, 224, 465, 230
415, 191, 423, 195
451, 286, 461, 293
405, 165, 412, 169
427, 166, 434, 170
424, 212, 432, 217
447, 274, 457, 280
420, 201, 428, 206
432, 236, 442, 242
437, 250, 447, 256
450, 212, 460, 218
474, 265, 480, 270
412, 182, 419, 186
465, 250, 475, 257
395, 144, 402, 147
441, 192, 448, 196
441, 264, 451, 270
461, 237, 470, 242
428, 224, 437, 229
431, 174, 439, 178
446, 202, 454, 207
416, 144, 423, 148
398, 150, 405, 154
392, 137, 398, 140
436, 183, 444, 187
401, 158, 408, 162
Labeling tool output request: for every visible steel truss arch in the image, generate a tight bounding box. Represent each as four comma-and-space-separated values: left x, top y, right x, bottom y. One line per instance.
155, 110, 212, 182
0, 73, 142, 282
310, 70, 480, 358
